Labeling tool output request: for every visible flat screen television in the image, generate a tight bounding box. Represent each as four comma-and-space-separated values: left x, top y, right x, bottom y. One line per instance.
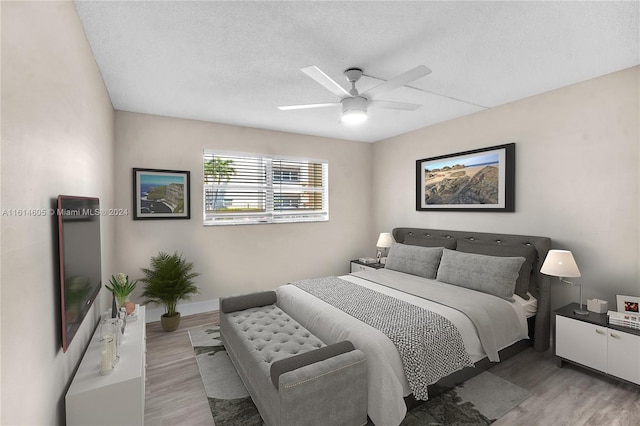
57, 195, 102, 352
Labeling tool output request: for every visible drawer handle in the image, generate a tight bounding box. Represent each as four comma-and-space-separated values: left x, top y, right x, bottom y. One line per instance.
610, 332, 620, 339
595, 329, 605, 335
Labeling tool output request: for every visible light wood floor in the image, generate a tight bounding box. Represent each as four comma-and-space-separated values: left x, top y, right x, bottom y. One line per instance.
490, 345, 639, 425
145, 311, 218, 426
145, 312, 640, 426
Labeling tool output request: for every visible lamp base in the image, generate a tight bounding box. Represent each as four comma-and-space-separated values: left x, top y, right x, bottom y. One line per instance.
573, 308, 590, 316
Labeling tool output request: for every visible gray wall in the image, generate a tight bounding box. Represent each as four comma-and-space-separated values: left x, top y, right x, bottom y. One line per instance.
1, 1, 115, 424
1, 1, 638, 424
114, 111, 373, 314
372, 66, 640, 310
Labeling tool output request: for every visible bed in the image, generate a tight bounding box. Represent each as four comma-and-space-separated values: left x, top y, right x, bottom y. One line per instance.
276, 228, 551, 426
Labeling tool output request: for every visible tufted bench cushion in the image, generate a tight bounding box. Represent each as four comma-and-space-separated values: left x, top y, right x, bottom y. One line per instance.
226, 304, 327, 379
220, 291, 367, 426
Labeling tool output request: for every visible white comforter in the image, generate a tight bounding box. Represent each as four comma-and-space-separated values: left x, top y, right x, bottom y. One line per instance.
276, 269, 529, 426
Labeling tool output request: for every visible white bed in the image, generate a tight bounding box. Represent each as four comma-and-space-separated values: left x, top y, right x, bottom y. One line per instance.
345, 270, 534, 360
277, 270, 530, 426
276, 227, 552, 426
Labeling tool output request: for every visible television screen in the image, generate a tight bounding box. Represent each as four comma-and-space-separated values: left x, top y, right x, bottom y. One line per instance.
57, 195, 102, 352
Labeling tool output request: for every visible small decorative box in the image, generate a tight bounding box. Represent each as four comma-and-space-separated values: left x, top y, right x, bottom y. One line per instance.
587, 298, 609, 313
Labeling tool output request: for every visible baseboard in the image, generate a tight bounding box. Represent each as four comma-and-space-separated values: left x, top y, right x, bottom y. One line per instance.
144, 299, 220, 323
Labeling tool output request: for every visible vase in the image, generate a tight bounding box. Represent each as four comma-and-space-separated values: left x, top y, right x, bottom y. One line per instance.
99, 335, 114, 375
116, 295, 129, 310
100, 319, 119, 365
116, 294, 136, 315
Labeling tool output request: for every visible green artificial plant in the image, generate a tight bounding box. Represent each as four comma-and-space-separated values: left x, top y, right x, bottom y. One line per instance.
106, 273, 137, 307
139, 251, 200, 317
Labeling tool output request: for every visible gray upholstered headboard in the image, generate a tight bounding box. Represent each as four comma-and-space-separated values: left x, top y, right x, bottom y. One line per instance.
392, 227, 552, 352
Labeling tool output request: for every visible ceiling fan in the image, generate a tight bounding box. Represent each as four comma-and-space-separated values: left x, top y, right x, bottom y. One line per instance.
278, 65, 432, 124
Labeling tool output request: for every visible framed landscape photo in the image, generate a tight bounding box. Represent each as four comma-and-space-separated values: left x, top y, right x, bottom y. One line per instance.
133, 168, 190, 220
617, 295, 640, 314
416, 143, 515, 212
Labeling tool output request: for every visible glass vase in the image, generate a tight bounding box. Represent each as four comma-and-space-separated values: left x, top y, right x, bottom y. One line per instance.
100, 318, 120, 365
116, 295, 129, 310
99, 336, 114, 375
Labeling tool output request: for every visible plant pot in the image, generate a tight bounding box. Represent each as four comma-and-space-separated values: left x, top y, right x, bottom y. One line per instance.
124, 301, 136, 315
161, 313, 181, 332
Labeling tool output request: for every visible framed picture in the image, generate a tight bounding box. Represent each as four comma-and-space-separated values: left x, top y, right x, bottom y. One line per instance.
133, 168, 190, 220
616, 295, 640, 313
416, 143, 515, 212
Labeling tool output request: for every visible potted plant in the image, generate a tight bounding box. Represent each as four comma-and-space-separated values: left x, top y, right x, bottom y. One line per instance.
106, 273, 137, 315
139, 251, 200, 332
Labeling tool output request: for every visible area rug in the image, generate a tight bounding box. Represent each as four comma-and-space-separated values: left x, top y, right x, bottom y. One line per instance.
189, 324, 531, 426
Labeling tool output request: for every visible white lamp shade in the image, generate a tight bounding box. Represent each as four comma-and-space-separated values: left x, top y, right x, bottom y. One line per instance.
341, 96, 368, 124
376, 232, 394, 248
341, 109, 367, 124
540, 250, 581, 278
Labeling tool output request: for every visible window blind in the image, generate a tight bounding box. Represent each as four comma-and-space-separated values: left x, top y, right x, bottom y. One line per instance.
204, 151, 328, 225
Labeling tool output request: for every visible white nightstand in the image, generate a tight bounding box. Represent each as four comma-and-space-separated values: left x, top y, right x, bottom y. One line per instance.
555, 303, 640, 386
350, 259, 386, 273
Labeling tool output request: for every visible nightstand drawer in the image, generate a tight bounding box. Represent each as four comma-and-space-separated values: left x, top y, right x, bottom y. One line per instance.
556, 315, 607, 372
350, 261, 385, 273
607, 329, 640, 384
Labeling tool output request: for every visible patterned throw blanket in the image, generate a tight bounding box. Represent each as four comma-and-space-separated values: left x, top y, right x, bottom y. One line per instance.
292, 277, 474, 400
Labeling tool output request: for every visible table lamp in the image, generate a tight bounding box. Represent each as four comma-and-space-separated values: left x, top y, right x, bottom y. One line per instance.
376, 232, 394, 264
540, 249, 588, 315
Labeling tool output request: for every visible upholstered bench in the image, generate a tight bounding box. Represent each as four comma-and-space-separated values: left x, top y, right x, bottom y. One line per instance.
220, 290, 368, 426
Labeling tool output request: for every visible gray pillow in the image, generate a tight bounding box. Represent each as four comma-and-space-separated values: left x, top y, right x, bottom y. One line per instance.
436, 249, 525, 300
456, 240, 536, 300
403, 235, 457, 250
384, 243, 443, 279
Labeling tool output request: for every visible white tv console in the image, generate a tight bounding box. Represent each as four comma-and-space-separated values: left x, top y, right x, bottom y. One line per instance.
66, 306, 146, 426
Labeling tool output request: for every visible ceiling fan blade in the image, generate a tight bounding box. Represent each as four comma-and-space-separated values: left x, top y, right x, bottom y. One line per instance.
368, 100, 422, 111
278, 102, 339, 111
301, 66, 351, 98
363, 65, 432, 99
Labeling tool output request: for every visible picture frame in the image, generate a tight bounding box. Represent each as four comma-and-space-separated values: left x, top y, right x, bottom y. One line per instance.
133, 168, 190, 220
616, 294, 640, 314
416, 143, 515, 212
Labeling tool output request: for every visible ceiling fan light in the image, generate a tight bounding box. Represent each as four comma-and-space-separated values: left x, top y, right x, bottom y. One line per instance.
342, 109, 368, 124
341, 96, 368, 125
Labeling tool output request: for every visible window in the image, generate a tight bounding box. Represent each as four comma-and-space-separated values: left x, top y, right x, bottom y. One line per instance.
273, 168, 300, 183
203, 150, 328, 225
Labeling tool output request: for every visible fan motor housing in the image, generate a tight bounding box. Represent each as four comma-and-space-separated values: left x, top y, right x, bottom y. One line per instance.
344, 68, 363, 83
342, 96, 367, 113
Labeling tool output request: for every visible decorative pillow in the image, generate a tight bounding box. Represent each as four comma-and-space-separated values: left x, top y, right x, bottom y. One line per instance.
436, 249, 525, 300
384, 243, 444, 279
456, 240, 537, 300
403, 235, 457, 250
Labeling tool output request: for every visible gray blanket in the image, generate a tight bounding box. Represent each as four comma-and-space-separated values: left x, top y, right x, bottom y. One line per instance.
292, 276, 474, 400
353, 268, 520, 361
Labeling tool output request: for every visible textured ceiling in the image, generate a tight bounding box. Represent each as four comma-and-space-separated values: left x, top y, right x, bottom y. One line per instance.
75, 1, 639, 143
